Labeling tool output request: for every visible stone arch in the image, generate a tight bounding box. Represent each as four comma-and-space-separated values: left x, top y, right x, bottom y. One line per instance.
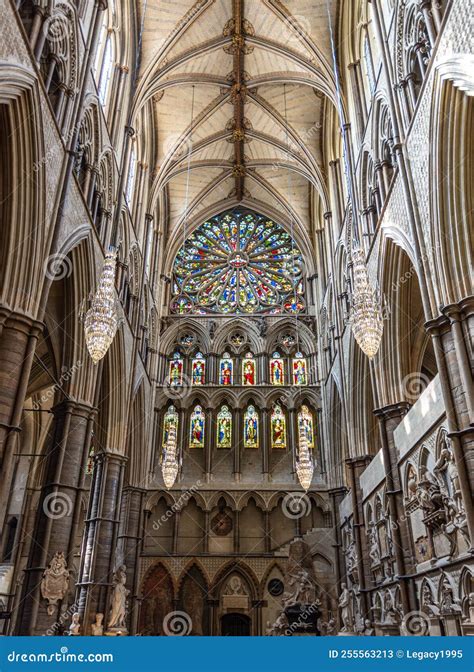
430, 69, 474, 305
176, 561, 210, 634
378, 236, 437, 406
138, 562, 175, 635
0, 65, 46, 314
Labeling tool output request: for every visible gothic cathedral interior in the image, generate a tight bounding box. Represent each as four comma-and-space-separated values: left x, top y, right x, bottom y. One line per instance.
0, 0, 473, 638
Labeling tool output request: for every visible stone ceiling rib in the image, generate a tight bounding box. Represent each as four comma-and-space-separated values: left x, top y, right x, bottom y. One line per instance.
136, 0, 336, 239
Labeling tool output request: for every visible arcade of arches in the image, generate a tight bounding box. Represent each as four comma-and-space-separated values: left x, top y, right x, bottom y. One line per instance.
0, 0, 473, 637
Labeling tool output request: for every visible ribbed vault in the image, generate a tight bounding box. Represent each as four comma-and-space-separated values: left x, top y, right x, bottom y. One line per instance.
133, 0, 337, 246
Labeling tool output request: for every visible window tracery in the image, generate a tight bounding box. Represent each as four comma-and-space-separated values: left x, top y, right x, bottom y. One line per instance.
171, 210, 305, 315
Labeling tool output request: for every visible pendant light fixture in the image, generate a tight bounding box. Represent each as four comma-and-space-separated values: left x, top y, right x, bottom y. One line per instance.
82, 249, 120, 364
162, 418, 179, 489
325, 0, 383, 359
349, 247, 383, 358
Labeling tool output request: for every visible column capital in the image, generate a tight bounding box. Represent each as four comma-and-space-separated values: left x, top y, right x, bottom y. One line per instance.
51, 399, 97, 420
373, 401, 410, 420
345, 455, 372, 470
0, 308, 43, 336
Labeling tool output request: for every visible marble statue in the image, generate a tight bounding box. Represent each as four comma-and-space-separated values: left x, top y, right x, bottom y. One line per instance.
468, 592, 474, 623
320, 617, 336, 635
434, 443, 462, 510
91, 613, 104, 636
107, 565, 129, 632
40, 552, 70, 616
68, 612, 80, 636
268, 611, 289, 636
338, 583, 353, 632
368, 525, 381, 565
362, 619, 374, 636
282, 567, 316, 607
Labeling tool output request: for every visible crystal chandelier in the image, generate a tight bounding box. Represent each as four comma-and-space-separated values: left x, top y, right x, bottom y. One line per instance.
83, 251, 120, 364
350, 247, 383, 359
162, 423, 179, 489
296, 433, 314, 491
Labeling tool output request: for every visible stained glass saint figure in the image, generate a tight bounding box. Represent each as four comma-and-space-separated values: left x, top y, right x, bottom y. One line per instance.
189, 405, 205, 448
244, 405, 259, 448
220, 353, 233, 385
293, 353, 307, 385
216, 405, 232, 448
162, 405, 179, 447
297, 405, 314, 448
242, 353, 256, 385
191, 352, 205, 385
169, 352, 183, 386
270, 352, 284, 385
271, 404, 287, 449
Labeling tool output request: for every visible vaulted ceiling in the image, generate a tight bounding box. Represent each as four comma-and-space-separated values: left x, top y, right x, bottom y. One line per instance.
134, 0, 338, 252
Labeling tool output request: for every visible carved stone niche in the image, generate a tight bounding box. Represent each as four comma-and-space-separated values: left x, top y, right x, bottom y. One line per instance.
222, 576, 249, 611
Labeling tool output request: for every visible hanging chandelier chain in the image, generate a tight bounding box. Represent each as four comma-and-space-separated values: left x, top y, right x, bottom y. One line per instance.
283, 83, 300, 355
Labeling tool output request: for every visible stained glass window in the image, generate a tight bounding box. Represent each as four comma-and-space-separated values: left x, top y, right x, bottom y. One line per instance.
170, 209, 305, 315
244, 405, 259, 448
297, 405, 314, 449
270, 352, 284, 385
242, 353, 256, 385
271, 404, 286, 449
169, 352, 183, 386
293, 352, 307, 385
162, 405, 179, 447
189, 405, 205, 448
191, 352, 205, 385
216, 405, 232, 448
220, 353, 233, 385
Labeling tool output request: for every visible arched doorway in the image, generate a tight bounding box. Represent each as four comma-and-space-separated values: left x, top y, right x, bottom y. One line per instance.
221, 613, 251, 636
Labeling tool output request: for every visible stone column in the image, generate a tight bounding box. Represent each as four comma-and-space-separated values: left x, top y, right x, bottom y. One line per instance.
16, 400, 95, 634
77, 451, 127, 634
233, 406, 242, 481
345, 456, 372, 617
264, 511, 271, 553
329, 487, 347, 593
261, 407, 269, 480
116, 486, 145, 635
205, 406, 214, 482
374, 402, 415, 614
0, 311, 42, 533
